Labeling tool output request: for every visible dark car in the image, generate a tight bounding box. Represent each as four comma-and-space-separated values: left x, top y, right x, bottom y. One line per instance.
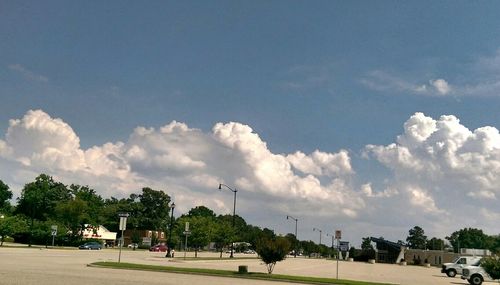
78, 242, 103, 250
149, 244, 167, 252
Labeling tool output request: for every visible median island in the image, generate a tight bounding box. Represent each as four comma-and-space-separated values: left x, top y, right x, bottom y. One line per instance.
89, 261, 395, 285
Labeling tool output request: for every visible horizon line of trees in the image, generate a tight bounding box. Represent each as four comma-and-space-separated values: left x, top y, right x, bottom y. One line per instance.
1, 174, 499, 256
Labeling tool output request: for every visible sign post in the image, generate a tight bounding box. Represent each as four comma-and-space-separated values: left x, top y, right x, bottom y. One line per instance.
335, 230, 342, 279
118, 213, 129, 263
51, 225, 58, 247
183, 222, 190, 260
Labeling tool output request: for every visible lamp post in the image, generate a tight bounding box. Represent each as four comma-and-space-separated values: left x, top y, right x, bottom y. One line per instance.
286, 215, 298, 257
218, 183, 237, 258
166, 202, 175, 258
326, 233, 335, 257
313, 227, 323, 245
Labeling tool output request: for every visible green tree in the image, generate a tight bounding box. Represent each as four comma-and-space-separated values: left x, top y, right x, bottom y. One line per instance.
255, 236, 290, 274
406, 226, 427, 249
55, 198, 89, 244
0, 180, 13, 211
212, 219, 234, 258
492, 235, 500, 254
358, 237, 376, 261
361, 237, 374, 250
0, 215, 28, 245
446, 228, 491, 253
176, 215, 214, 257
139, 187, 171, 232
284, 233, 298, 256
187, 206, 216, 218
300, 240, 318, 257
70, 184, 105, 225
16, 174, 70, 246
427, 237, 445, 250
101, 196, 139, 232
481, 256, 500, 280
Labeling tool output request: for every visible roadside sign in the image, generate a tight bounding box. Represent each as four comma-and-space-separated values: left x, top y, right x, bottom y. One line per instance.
51, 225, 58, 236
185, 222, 190, 231
335, 230, 341, 240
119, 217, 127, 231
339, 241, 349, 251
118, 213, 129, 231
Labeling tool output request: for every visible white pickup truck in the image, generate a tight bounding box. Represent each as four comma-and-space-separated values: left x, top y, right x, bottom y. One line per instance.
441, 256, 482, 277
461, 264, 493, 285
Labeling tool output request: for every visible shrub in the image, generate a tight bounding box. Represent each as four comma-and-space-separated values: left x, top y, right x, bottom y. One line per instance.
255, 236, 290, 274
482, 256, 500, 280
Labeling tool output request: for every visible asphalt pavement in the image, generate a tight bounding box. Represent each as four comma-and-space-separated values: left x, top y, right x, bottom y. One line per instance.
0, 246, 472, 285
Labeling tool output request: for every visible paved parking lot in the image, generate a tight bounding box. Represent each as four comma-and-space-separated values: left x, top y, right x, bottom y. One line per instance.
0, 246, 473, 285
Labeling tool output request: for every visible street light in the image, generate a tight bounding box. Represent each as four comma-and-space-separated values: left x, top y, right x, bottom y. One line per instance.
166, 202, 175, 258
326, 233, 335, 256
218, 183, 237, 258
286, 215, 298, 257
313, 227, 323, 245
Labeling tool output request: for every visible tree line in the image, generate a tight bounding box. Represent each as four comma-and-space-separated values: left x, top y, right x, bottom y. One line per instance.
0, 174, 295, 254
1, 174, 499, 257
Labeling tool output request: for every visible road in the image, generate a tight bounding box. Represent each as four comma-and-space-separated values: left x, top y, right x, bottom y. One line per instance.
0, 247, 472, 285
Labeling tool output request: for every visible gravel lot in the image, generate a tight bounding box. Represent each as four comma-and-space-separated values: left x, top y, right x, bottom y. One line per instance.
0, 246, 473, 285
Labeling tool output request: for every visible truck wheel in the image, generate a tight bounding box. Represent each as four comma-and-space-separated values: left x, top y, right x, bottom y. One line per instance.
469, 274, 483, 285
446, 269, 456, 277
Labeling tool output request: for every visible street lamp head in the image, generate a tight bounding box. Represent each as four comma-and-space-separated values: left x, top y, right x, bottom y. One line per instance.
171, 202, 175, 209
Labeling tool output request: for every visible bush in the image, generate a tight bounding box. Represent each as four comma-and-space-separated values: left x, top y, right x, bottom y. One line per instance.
255, 236, 290, 274
482, 256, 500, 280
350, 248, 376, 262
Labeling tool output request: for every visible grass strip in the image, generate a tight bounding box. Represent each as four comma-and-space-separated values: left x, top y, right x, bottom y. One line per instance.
90, 261, 394, 285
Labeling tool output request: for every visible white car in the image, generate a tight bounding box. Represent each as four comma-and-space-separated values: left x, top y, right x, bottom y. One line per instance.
461, 264, 493, 285
441, 256, 482, 277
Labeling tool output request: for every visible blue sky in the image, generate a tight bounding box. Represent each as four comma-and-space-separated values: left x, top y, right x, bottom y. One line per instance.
1, 1, 500, 243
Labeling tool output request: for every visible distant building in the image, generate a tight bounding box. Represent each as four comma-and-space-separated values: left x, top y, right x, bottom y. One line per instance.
405, 249, 457, 265
370, 237, 405, 263
122, 229, 166, 246
80, 224, 117, 246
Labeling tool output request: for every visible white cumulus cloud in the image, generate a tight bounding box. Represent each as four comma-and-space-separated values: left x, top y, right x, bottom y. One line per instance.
0, 110, 364, 234
1, 110, 499, 241
364, 112, 500, 236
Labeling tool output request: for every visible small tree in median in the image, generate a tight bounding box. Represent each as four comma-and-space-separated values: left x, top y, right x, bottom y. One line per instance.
255, 236, 290, 274
482, 256, 500, 280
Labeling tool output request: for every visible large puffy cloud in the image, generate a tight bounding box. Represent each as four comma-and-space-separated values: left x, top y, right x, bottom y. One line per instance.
364, 112, 500, 236
2, 109, 499, 242
2, 110, 86, 171
0, 110, 363, 231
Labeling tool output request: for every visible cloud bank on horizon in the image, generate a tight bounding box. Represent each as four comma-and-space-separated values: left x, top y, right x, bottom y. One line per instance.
0, 110, 499, 239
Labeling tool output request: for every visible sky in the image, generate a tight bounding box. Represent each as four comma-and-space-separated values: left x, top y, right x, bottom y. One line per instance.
1, 1, 500, 246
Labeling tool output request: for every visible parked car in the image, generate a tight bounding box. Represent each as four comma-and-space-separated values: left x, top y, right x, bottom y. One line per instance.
78, 242, 102, 250
461, 263, 493, 285
149, 244, 167, 252
441, 256, 482, 277
127, 243, 138, 249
